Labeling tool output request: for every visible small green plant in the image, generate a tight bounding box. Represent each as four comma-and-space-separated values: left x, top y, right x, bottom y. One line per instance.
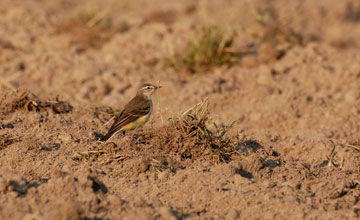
166, 26, 240, 73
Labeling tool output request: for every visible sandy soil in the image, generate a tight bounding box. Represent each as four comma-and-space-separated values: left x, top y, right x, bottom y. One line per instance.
1, 0, 360, 219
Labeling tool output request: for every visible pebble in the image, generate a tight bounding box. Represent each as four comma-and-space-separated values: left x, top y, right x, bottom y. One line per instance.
158, 206, 177, 220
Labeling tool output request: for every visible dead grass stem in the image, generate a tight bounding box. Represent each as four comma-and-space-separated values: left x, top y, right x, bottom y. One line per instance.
156, 80, 164, 125
170, 98, 239, 162
0, 76, 16, 92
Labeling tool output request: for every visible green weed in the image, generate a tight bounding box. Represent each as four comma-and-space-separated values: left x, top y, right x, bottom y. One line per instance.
165, 26, 240, 73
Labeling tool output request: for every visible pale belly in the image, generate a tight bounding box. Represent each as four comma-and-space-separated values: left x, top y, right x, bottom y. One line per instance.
120, 102, 152, 131
133, 114, 151, 128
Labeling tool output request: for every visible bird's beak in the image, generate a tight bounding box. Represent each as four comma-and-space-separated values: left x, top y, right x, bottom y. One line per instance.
156, 86, 162, 89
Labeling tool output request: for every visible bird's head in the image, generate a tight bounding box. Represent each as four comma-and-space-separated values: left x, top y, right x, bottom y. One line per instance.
137, 83, 161, 97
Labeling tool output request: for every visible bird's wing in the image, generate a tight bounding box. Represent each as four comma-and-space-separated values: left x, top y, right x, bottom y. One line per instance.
101, 95, 151, 141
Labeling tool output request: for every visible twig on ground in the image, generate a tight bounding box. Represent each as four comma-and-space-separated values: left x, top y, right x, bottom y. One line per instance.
157, 80, 164, 125
327, 140, 337, 168
344, 143, 360, 152
0, 76, 16, 92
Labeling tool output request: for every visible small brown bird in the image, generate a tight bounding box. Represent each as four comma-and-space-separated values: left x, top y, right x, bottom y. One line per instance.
101, 83, 161, 142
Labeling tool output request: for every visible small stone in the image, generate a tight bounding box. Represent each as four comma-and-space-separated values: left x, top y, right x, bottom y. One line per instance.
250, 112, 261, 121
345, 91, 358, 103
133, 196, 145, 207
56, 201, 84, 220
234, 171, 251, 184
257, 66, 273, 85
58, 133, 72, 143
226, 209, 240, 220
157, 171, 169, 181
107, 194, 123, 206
158, 206, 177, 220
78, 173, 89, 186
62, 165, 71, 173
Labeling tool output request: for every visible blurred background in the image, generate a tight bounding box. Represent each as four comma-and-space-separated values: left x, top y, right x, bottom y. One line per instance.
1, 0, 359, 103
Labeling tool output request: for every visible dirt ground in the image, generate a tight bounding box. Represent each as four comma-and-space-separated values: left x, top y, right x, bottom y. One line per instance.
1, 0, 360, 219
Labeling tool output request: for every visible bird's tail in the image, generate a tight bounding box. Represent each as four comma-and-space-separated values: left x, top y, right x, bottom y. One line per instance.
100, 130, 116, 142
100, 130, 125, 142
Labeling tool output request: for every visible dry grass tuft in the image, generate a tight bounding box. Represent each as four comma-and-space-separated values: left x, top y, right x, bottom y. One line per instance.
170, 98, 211, 139
170, 98, 239, 162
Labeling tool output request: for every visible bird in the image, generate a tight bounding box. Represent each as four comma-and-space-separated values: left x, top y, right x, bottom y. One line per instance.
100, 83, 161, 142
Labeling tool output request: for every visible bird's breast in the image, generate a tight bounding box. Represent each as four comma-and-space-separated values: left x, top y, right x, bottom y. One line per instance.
130, 101, 153, 130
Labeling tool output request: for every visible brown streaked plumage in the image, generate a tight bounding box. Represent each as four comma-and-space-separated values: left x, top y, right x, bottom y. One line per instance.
100, 83, 160, 142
